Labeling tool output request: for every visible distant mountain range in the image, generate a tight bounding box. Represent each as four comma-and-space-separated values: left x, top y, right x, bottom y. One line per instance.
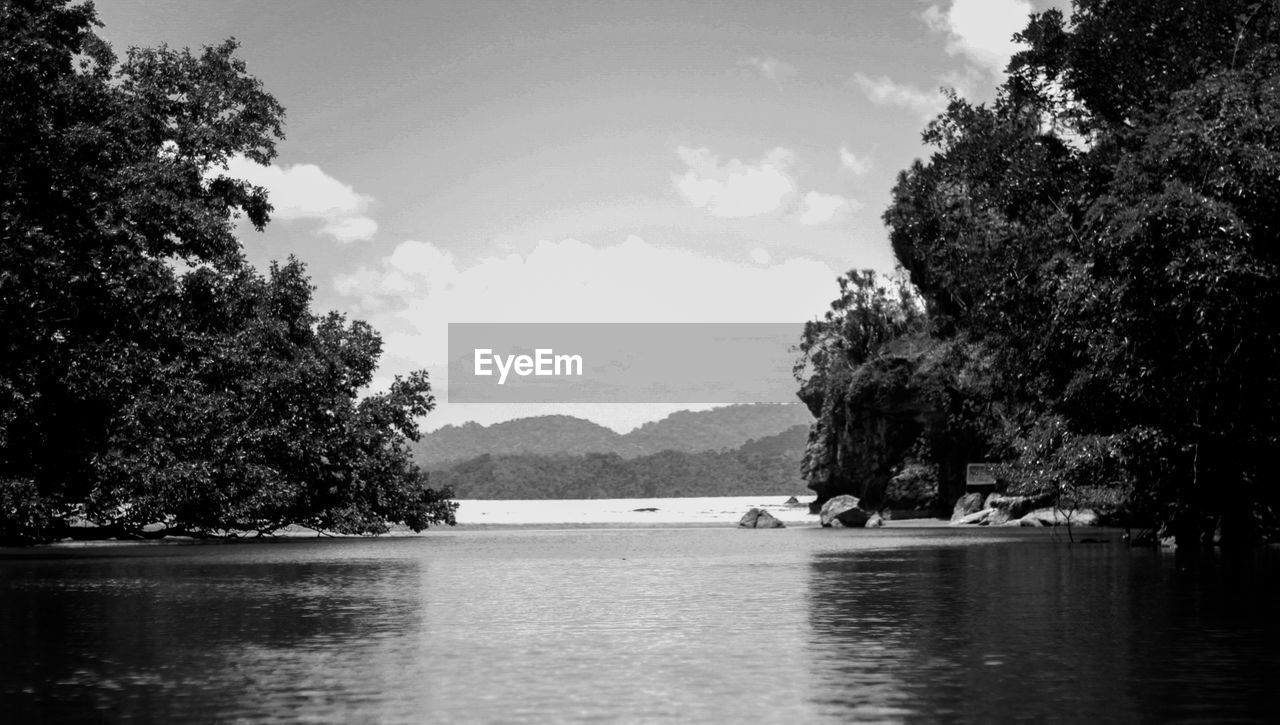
429, 424, 811, 499
410, 403, 813, 467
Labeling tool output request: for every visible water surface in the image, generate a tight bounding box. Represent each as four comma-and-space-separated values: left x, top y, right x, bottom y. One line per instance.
3, 526, 1278, 723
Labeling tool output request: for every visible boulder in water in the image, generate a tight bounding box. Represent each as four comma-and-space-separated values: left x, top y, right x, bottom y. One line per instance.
866, 513, 885, 528
1023, 508, 1099, 527
952, 508, 994, 526
819, 495, 871, 528
985, 494, 1039, 525
951, 492, 986, 522
738, 508, 785, 528
755, 510, 784, 528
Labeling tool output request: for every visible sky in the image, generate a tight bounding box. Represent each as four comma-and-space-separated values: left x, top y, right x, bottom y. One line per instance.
94, 0, 1063, 432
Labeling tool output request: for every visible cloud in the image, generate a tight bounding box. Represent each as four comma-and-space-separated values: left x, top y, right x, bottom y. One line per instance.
333, 236, 841, 391
223, 156, 378, 242
738, 56, 796, 83
321, 217, 379, 243
922, 0, 1033, 76
798, 191, 858, 226
851, 73, 947, 119
673, 147, 797, 218
749, 247, 772, 265
839, 145, 872, 175
850, 1, 1030, 120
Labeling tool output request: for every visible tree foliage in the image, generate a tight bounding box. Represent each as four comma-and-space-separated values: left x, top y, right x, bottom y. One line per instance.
871, 0, 1280, 545
1, 0, 455, 543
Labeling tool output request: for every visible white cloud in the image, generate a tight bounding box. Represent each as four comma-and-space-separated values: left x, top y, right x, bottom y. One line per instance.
850, 0, 1030, 121
223, 156, 378, 242
922, 0, 1033, 76
851, 73, 947, 119
749, 247, 772, 265
322, 216, 379, 243
798, 191, 857, 226
673, 146, 797, 218
333, 236, 841, 391
739, 56, 796, 83
839, 145, 872, 175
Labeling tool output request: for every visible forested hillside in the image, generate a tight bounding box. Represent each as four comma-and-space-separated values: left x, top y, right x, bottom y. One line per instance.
431, 425, 809, 499
412, 403, 811, 466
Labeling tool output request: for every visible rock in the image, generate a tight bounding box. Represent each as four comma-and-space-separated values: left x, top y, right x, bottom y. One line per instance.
632, 507, 659, 512
1068, 509, 1099, 527
800, 339, 981, 511
950, 492, 986, 522
1025, 508, 1100, 527
953, 508, 994, 526
1017, 514, 1046, 527
988, 508, 1012, 526
784, 496, 800, 505
738, 508, 785, 528
866, 513, 885, 528
754, 510, 785, 528
819, 495, 871, 528
986, 494, 1037, 517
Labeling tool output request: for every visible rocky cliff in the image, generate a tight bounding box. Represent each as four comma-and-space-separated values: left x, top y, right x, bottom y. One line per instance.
798, 337, 993, 514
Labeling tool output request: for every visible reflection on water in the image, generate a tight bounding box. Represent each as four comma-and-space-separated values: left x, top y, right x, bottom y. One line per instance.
2, 529, 1279, 723
0, 544, 426, 722
806, 541, 1280, 723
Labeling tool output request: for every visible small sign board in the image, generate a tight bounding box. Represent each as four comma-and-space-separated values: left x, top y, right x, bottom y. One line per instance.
966, 463, 997, 491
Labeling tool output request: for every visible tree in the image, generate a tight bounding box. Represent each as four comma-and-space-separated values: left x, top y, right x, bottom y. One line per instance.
0, 0, 455, 542
880, 0, 1280, 546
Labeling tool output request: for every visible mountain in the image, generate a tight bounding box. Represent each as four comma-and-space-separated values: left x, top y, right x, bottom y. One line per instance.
625, 403, 812, 454
411, 403, 812, 467
429, 425, 812, 499
410, 415, 633, 466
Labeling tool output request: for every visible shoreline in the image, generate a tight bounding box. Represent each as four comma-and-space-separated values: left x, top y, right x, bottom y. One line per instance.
2, 518, 1122, 554
3, 495, 1120, 550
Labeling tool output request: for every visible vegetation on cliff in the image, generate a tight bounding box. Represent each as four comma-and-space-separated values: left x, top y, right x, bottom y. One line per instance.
1, 0, 455, 543
801, 1, 1280, 546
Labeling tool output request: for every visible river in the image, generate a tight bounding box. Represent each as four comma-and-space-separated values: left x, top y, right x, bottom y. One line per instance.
2, 515, 1279, 722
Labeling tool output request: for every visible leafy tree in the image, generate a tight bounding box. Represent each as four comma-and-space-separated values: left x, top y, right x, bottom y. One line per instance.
1, 0, 455, 543
880, 0, 1280, 545
795, 270, 928, 380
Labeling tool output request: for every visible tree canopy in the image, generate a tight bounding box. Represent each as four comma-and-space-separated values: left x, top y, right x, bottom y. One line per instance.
1, 0, 455, 543
804, 0, 1280, 546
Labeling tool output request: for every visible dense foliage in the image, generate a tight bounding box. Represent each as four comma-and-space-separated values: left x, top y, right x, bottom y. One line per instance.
804, 0, 1280, 546
1, 0, 455, 543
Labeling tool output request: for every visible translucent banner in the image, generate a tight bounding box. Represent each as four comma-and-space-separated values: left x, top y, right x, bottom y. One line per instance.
447, 323, 804, 403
